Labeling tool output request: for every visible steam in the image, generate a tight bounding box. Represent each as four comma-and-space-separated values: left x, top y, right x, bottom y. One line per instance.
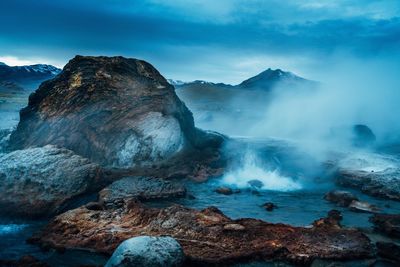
193, 54, 400, 190
221, 150, 302, 191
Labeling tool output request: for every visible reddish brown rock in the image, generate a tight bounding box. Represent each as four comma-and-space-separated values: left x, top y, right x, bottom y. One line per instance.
31, 200, 373, 265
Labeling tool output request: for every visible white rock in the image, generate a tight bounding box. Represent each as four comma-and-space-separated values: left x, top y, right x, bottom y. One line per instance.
105, 236, 184, 267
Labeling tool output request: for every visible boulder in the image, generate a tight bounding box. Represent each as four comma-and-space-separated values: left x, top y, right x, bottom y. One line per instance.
262, 202, 277, 212
215, 186, 235, 195
247, 179, 264, 189
352, 124, 376, 147
105, 236, 184, 267
348, 200, 379, 213
32, 200, 373, 265
0, 145, 103, 217
324, 190, 358, 207
99, 176, 186, 206
9, 56, 214, 168
370, 214, 400, 238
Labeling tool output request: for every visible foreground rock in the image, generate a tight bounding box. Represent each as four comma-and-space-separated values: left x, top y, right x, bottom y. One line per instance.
370, 213, 400, 238
99, 176, 186, 206
32, 199, 373, 265
0, 145, 103, 217
105, 236, 184, 267
9, 56, 222, 169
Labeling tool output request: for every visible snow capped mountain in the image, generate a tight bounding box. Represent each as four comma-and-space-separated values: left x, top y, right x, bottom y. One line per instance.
237, 68, 308, 90
17, 64, 61, 75
167, 79, 186, 86
170, 68, 313, 91
0, 62, 61, 91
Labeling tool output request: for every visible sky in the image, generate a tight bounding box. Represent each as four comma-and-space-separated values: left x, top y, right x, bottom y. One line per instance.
0, 0, 400, 83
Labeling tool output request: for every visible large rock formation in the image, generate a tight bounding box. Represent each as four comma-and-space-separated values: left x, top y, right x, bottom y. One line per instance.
0, 145, 103, 217
31, 199, 373, 265
9, 56, 214, 168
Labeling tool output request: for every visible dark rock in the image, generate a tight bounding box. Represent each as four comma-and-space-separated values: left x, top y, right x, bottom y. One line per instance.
376, 242, 400, 264
215, 186, 233, 195
33, 199, 373, 265
352, 124, 376, 147
328, 209, 343, 222
262, 202, 277, 211
370, 214, 400, 238
98, 176, 186, 205
105, 236, 185, 267
313, 210, 343, 229
85, 201, 104, 211
324, 190, 359, 207
248, 179, 264, 189
9, 56, 217, 168
0, 145, 103, 217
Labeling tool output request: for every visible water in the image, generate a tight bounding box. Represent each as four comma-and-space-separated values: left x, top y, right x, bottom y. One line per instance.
175, 179, 400, 229
221, 150, 302, 191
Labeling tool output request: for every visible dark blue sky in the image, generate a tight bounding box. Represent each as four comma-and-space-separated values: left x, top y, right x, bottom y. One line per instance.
1, 0, 399, 83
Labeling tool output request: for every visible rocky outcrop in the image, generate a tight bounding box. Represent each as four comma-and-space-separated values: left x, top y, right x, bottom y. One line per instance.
370, 213, 400, 238
105, 236, 185, 267
336, 169, 400, 201
335, 152, 400, 201
99, 176, 186, 206
9, 56, 219, 168
0, 145, 103, 217
32, 199, 373, 265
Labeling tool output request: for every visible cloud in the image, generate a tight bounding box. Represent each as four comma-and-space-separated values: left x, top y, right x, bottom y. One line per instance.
0, 0, 399, 82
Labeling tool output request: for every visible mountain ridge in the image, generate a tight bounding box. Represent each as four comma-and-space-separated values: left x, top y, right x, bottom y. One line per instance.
170, 68, 315, 91
0, 62, 61, 91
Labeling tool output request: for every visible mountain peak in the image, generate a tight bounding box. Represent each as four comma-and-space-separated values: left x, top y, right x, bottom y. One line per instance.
238, 68, 304, 90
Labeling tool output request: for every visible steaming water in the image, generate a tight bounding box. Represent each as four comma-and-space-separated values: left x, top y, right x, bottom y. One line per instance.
221, 151, 302, 191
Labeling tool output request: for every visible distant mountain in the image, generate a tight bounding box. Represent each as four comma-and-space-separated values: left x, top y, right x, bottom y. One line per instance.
171, 68, 314, 91
0, 62, 61, 91
237, 68, 309, 90
172, 68, 317, 135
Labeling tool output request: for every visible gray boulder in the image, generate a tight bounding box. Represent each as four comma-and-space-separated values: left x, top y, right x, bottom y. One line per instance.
105, 236, 184, 267
0, 145, 103, 217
